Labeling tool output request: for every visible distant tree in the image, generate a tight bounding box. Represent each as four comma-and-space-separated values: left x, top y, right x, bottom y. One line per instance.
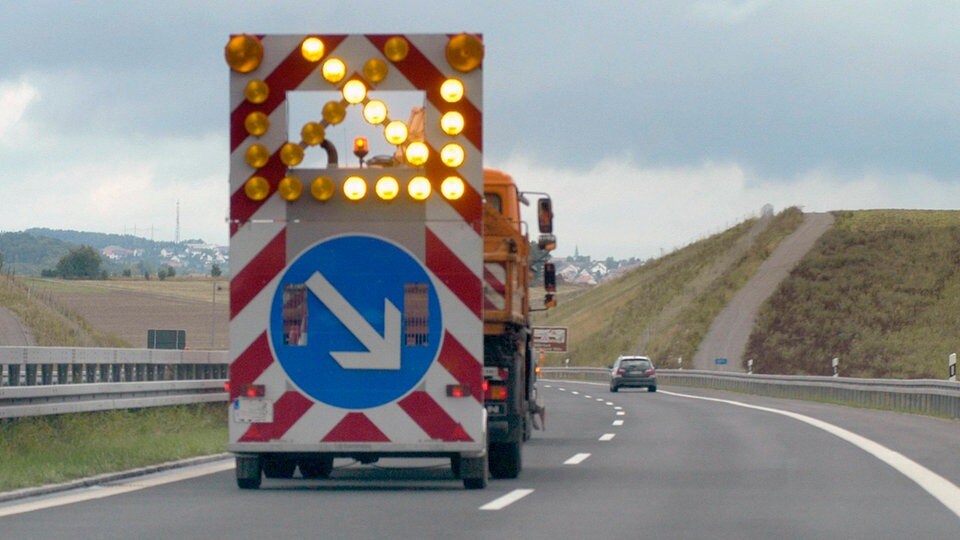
122, 268, 132, 277
56, 246, 102, 279
0, 251, 4, 273
164, 265, 176, 279
210, 264, 222, 278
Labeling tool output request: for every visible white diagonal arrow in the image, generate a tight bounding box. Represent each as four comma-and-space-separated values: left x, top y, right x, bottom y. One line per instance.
306, 271, 402, 370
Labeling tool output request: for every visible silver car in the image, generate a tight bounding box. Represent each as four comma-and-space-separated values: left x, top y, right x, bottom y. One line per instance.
609, 356, 657, 392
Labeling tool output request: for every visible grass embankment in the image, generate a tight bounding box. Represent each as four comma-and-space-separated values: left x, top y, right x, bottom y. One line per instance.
746, 210, 960, 378
533, 208, 805, 367
0, 404, 226, 492
0, 274, 127, 347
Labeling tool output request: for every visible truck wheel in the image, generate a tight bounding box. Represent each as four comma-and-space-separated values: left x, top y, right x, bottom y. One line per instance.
460, 454, 488, 489
299, 457, 334, 479
450, 456, 462, 479
648, 386, 657, 393
489, 442, 522, 479
610, 384, 619, 393
236, 455, 262, 490
262, 456, 297, 479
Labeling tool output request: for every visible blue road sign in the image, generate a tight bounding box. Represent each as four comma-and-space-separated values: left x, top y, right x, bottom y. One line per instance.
270, 235, 442, 409
715, 357, 728, 366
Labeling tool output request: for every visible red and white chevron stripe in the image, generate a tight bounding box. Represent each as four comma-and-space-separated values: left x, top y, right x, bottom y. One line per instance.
227, 34, 484, 451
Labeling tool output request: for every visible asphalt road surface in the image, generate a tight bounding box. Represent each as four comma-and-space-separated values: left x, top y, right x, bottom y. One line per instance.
2, 381, 958, 538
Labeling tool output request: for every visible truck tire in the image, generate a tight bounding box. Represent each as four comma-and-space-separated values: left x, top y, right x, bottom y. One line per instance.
262, 456, 297, 479
299, 457, 334, 479
460, 454, 488, 489
236, 455, 262, 490
450, 455, 462, 479
489, 442, 522, 479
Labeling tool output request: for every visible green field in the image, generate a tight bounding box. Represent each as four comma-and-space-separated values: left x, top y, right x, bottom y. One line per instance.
747, 210, 960, 378
0, 405, 225, 493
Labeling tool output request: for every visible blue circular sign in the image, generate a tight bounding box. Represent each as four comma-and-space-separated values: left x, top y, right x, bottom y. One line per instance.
270, 235, 442, 409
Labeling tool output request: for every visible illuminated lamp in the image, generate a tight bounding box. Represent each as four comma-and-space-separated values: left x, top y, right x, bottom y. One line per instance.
445, 33, 483, 73
301, 37, 325, 62
244, 111, 269, 137
311, 176, 336, 201
301, 122, 325, 145
363, 58, 388, 83
280, 143, 304, 167
244, 176, 270, 201
225, 34, 263, 73
342, 80, 367, 105
440, 111, 465, 136
383, 36, 409, 62
322, 58, 346, 83
405, 142, 429, 166
322, 101, 346, 125
363, 100, 388, 125
408, 176, 432, 201
440, 79, 464, 103
278, 175, 303, 201
244, 80, 269, 104
343, 176, 367, 201
375, 176, 400, 201
440, 176, 465, 200
440, 143, 465, 167
245, 144, 270, 168
384, 120, 408, 145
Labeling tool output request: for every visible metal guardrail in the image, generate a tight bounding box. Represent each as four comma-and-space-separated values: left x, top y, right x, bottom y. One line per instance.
541, 367, 960, 419
4, 348, 958, 419
0, 347, 228, 418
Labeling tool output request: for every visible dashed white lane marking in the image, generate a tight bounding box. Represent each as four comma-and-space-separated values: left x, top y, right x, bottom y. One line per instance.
0, 460, 235, 518
616, 411, 625, 416
605, 402, 614, 406
595, 398, 605, 402
614, 406, 623, 410
662, 390, 960, 520
584, 395, 592, 399
613, 420, 624, 426
571, 391, 580, 395
480, 488, 535, 511
564, 453, 592, 465
599, 433, 616, 441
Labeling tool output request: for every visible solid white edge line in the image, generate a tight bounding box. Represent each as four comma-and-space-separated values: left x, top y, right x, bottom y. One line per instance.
479, 488, 535, 511
0, 460, 235, 518
564, 453, 592, 465
661, 389, 960, 520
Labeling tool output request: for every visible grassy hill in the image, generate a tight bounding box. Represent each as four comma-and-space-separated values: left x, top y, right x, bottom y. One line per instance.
533, 207, 805, 368
746, 210, 960, 378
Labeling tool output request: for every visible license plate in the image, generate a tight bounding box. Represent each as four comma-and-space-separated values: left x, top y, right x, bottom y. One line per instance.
233, 398, 273, 423
485, 403, 505, 415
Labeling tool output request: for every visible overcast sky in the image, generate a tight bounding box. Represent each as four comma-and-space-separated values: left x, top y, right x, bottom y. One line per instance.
1, 1, 958, 260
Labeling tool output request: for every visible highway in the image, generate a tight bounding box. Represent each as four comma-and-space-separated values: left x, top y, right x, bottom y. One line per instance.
2, 381, 958, 538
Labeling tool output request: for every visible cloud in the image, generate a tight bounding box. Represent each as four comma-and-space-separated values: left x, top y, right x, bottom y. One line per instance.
499, 156, 960, 260
0, 79, 38, 143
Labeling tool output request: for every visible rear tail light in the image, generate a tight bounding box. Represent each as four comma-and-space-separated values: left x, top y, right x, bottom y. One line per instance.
224, 381, 231, 392
616, 369, 625, 376
446, 384, 472, 398
242, 384, 265, 398
646, 369, 656, 376
484, 382, 507, 401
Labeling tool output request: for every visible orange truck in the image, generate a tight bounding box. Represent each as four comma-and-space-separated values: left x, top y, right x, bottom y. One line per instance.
225, 32, 555, 490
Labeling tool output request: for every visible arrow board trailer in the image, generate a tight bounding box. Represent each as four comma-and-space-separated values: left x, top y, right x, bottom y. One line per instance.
225, 33, 488, 489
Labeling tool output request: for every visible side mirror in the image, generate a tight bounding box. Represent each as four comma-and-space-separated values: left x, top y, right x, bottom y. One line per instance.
537, 198, 553, 234
538, 234, 556, 252
543, 262, 556, 293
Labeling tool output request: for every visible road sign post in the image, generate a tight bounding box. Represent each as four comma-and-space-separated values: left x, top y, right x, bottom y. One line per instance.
950, 353, 957, 382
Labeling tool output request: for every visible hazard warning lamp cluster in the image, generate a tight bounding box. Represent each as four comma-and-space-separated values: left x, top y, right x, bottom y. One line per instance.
228, 33, 482, 205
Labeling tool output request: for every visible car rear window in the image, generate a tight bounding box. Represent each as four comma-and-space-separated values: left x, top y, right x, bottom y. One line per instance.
620, 360, 651, 369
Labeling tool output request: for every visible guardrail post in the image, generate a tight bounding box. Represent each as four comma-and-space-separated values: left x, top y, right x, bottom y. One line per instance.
57, 364, 69, 384
9, 364, 20, 386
